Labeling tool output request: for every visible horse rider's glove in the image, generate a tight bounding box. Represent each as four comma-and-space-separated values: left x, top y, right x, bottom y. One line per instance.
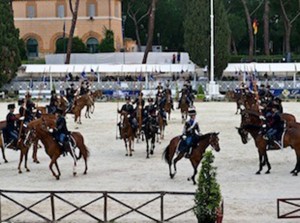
259, 115, 266, 120
48, 128, 54, 133
262, 124, 266, 128
182, 135, 187, 140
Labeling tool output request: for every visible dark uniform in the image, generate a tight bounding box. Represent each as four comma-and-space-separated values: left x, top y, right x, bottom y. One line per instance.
54, 109, 70, 153
5, 104, 19, 146
66, 84, 77, 112
180, 108, 200, 158
142, 98, 158, 131
49, 90, 58, 114
118, 96, 138, 136
155, 92, 167, 125
264, 105, 284, 145
25, 94, 35, 122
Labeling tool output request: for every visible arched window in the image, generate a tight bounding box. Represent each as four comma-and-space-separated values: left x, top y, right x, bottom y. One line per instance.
55, 37, 66, 53
87, 37, 99, 53
26, 38, 38, 57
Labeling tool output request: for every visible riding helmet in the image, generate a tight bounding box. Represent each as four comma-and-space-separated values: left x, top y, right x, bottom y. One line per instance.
56, 108, 64, 115
188, 107, 196, 116
125, 95, 131, 101
18, 98, 25, 105
8, 104, 15, 110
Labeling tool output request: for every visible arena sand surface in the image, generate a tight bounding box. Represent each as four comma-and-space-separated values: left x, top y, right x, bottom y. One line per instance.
0, 102, 299, 223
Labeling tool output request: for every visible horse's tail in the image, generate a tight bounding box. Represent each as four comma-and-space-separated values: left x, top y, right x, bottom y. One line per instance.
162, 144, 170, 164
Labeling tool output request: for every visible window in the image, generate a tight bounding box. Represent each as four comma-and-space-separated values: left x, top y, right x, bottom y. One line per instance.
57, 5, 65, 18
27, 5, 35, 18
87, 38, 99, 53
88, 4, 96, 17
27, 38, 38, 57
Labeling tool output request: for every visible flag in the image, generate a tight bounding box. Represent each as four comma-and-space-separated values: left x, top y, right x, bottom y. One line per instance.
62, 21, 66, 38
81, 71, 86, 79
252, 19, 258, 35
149, 73, 154, 82
117, 77, 121, 86
137, 73, 142, 82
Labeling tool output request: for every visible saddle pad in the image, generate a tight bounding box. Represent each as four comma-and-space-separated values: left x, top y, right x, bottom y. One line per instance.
0, 120, 6, 131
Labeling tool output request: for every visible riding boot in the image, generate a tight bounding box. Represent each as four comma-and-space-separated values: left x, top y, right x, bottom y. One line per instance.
185, 147, 192, 158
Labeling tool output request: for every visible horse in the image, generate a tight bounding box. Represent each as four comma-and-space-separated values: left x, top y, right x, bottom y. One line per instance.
225, 90, 243, 114
119, 111, 135, 156
237, 109, 296, 174
143, 116, 158, 158
25, 118, 89, 180
87, 90, 103, 115
163, 132, 220, 185
59, 94, 93, 124
136, 102, 144, 143
157, 111, 165, 141
179, 93, 189, 123
164, 91, 172, 120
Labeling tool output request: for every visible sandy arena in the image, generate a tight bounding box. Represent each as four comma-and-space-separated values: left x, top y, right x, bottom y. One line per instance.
0, 101, 299, 223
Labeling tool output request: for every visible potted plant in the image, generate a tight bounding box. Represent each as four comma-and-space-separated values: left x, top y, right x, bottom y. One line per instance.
196, 85, 205, 101
194, 150, 223, 223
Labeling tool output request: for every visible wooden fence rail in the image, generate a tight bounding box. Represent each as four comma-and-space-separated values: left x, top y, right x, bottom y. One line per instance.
277, 198, 300, 219
0, 190, 196, 223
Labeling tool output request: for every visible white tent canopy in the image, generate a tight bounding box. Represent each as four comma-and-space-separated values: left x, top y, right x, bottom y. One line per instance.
24, 64, 195, 74
224, 63, 298, 76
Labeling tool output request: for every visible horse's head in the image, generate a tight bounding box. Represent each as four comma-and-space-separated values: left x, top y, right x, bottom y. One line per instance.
209, 132, 221, 152
236, 126, 249, 144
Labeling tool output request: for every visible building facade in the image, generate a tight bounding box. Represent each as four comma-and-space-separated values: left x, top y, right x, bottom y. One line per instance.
13, 0, 123, 58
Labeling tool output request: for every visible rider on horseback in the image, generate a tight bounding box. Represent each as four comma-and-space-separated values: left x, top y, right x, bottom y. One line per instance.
4, 104, 19, 149
142, 98, 159, 132
177, 81, 194, 108
155, 92, 168, 126
162, 82, 174, 110
263, 104, 284, 147
181, 107, 201, 158
118, 95, 138, 137
48, 90, 58, 114
25, 93, 36, 122
66, 83, 77, 113
53, 108, 71, 155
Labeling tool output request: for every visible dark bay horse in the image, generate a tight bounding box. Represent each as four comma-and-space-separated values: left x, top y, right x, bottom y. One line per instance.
143, 116, 158, 158
119, 111, 135, 156
179, 93, 189, 123
157, 111, 165, 141
25, 118, 89, 180
163, 132, 220, 185
164, 91, 172, 120
86, 90, 103, 117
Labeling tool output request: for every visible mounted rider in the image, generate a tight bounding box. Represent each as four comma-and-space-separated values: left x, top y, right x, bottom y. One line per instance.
53, 108, 71, 155
48, 90, 58, 114
25, 92, 36, 122
66, 83, 77, 112
177, 84, 192, 109
180, 107, 201, 158
161, 81, 174, 110
155, 91, 168, 126
4, 104, 19, 149
142, 97, 159, 132
132, 92, 145, 114
118, 95, 138, 137
263, 104, 284, 147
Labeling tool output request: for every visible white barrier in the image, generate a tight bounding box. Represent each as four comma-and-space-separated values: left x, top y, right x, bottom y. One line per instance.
19, 90, 56, 99
0, 92, 5, 99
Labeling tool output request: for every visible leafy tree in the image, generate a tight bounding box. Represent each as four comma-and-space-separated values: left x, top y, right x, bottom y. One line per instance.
18, 39, 27, 60
98, 29, 115, 52
194, 150, 221, 223
56, 37, 87, 53
0, 0, 21, 87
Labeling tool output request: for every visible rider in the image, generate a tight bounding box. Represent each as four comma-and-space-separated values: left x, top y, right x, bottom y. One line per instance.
263, 104, 284, 147
5, 104, 19, 148
49, 90, 58, 114
156, 82, 163, 93
118, 95, 138, 137
66, 83, 77, 112
142, 97, 158, 132
155, 92, 168, 126
181, 107, 201, 158
53, 108, 71, 155
177, 84, 191, 109
162, 81, 174, 110
132, 92, 145, 113
25, 92, 35, 122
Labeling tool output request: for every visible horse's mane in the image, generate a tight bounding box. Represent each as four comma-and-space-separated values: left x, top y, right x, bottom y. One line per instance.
198, 132, 217, 141
242, 124, 261, 130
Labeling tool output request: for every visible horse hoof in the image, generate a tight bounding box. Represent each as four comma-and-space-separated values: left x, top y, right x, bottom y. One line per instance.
255, 171, 261, 175
187, 177, 191, 181
73, 172, 77, 176
265, 171, 270, 174
26, 169, 30, 172
293, 172, 298, 176
4, 160, 8, 163
125, 154, 128, 156
56, 176, 60, 180
83, 171, 87, 175
170, 174, 174, 179
129, 154, 132, 157
290, 170, 295, 174
150, 151, 154, 155
18, 170, 22, 174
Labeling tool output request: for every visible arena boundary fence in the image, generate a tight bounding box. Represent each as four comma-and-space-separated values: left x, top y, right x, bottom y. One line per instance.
0, 190, 196, 222
277, 198, 300, 219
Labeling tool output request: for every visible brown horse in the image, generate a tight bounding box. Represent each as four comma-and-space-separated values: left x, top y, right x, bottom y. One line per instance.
25, 118, 89, 179
88, 90, 103, 115
237, 109, 296, 174
59, 94, 93, 124
179, 93, 189, 123
163, 132, 220, 185
164, 91, 172, 120
157, 111, 165, 141
225, 90, 243, 114
119, 111, 135, 156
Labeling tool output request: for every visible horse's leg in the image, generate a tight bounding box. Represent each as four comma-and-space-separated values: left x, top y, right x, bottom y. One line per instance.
146, 138, 149, 159
85, 106, 89, 118
291, 154, 300, 176
49, 156, 60, 180
171, 153, 184, 179
18, 150, 24, 174
91, 104, 95, 114
54, 161, 61, 178
24, 147, 30, 172
32, 141, 40, 163
188, 158, 200, 185
69, 145, 77, 176
129, 139, 133, 156
150, 136, 155, 155
264, 153, 272, 174
256, 153, 263, 175
124, 139, 128, 156
79, 110, 82, 124
1, 145, 8, 163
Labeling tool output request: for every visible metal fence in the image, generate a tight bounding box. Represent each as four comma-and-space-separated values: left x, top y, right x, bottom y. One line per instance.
277, 198, 300, 219
0, 190, 196, 223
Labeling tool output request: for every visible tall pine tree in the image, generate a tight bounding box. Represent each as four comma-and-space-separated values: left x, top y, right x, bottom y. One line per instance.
184, 0, 230, 78
0, 0, 21, 87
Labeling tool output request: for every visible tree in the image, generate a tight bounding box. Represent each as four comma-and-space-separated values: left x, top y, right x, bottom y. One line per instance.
56, 37, 87, 53
142, 0, 158, 64
65, 0, 80, 64
263, 0, 270, 55
98, 29, 115, 52
0, 0, 21, 87
184, 0, 230, 78
194, 150, 221, 223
